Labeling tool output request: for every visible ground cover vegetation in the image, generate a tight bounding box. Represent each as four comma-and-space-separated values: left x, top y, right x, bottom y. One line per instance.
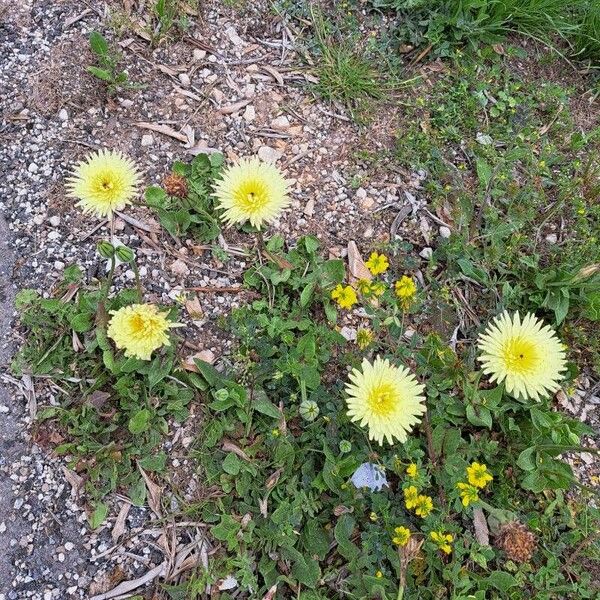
10, 0, 600, 598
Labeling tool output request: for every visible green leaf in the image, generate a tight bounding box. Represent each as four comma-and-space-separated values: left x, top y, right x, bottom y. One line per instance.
211, 515, 241, 551
300, 281, 316, 307
69, 312, 93, 332
89, 31, 109, 55
138, 452, 167, 472
485, 570, 518, 592
145, 186, 168, 206
89, 502, 109, 528
222, 452, 242, 475
334, 514, 359, 561
466, 403, 492, 429
582, 290, 600, 321
476, 158, 493, 188
129, 409, 152, 434
252, 393, 281, 419
516, 447, 536, 472
303, 236, 320, 254
320, 260, 345, 287
86, 66, 113, 82
302, 520, 330, 560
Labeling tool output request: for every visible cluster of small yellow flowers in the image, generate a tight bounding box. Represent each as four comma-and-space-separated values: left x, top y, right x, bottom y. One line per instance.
357, 278, 386, 298
456, 482, 480, 507
406, 463, 418, 478
355, 328, 374, 350
365, 252, 389, 275
392, 526, 411, 546
467, 462, 493, 488
455, 462, 493, 507
404, 485, 433, 518
331, 284, 358, 309
430, 531, 453, 554
395, 275, 417, 310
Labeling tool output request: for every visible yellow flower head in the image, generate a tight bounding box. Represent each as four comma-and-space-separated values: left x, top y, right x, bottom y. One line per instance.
406, 463, 418, 478
392, 526, 411, 546
395, 276, 417, 308
457, 482, 480, 507
466, 462, 493, 489
331, 284, 358, 309
214, 157, 290, 229
345, 357, 426, 445
404, 485, 419, 510
414, 494, 433, 518
369, 511, 378, 522
66, 149, 141, 218
477, 311, 567, 401
370, 281, 386, 297
107, 304, 176, 360
357, 279, 373, 295
375, 570, 383, 579
365, 252, 389, 275
430, 531, 453, 554
356, 328, 374, 350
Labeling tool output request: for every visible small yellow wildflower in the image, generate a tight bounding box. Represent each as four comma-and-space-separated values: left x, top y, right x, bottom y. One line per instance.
370, 281, 386, 296
331, 284, 358, 309
467, 462, 493, 489
107, 303, 176, 361
457, 482, 480, 507
406, 463, 418, 479
356, 328, 374, 350
392, 526, 411, 546
404, 485, 419, 510
375, 570, 383, 579
414, 495, 433, 518
369, 512, 378, 522
357, 279, 372, 295
395, 275, 417, 309
430, 531, 453, 554
365, 252, 389, 275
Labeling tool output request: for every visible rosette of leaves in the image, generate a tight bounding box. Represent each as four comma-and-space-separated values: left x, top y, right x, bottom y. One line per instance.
145, 152, 224, 242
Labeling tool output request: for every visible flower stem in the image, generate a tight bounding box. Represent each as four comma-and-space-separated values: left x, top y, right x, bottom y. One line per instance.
103, 255, 116, 301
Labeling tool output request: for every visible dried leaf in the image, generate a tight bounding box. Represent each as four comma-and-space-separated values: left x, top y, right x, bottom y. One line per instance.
262, 585, 278, 600
473, 507, 490, 546
139, 465, 162, 518
333, 505, 353, 516
347, 241, 371, 282
265, 468, 283, 490
87, 390, 111, 410
261, 65, 284, 85
222, 440, 251, 462
112, 502, 131, 542
89, 562, 167, 600
63, 467, 84, 496
185, 295, 204, 319
72, 330, 84, 352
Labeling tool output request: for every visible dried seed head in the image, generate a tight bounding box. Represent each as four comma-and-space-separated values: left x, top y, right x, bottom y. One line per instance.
496, 521, 537, 563
163, 173, 188, 198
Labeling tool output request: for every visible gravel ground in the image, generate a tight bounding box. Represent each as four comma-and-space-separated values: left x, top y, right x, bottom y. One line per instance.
0, 1, 598, 598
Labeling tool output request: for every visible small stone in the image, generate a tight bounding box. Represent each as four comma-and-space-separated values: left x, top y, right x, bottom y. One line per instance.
225, 26, 244, 46
439, 226, 451, 238
178, 73, 191, 86
304, 199, 315, 217
54, 261, 65, 270
141, 134, 154, 147
0, 522, 6, 533
28, 163, 38, 173
545, 233, 558, 243
271, 115, 290, 131
64, 542, 74, 551
340, 326, 357, 341
419, 247, 433, 259
193, 48, 206, 61
363, 227, 374, 238
355, 187, 367, 200
58, 108, 68, 122
243, 105, 256, 122
257, 146, 282, 163
120, 99, 134, 108
0, 406, 7, 414
170, 258, 190, 277
47, 230, 60, 241
49, 215, 61, 227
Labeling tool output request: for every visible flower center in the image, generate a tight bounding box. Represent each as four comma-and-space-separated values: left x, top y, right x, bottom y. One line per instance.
502, 337, 539, 374
129, 314, 149, 336
367, 383, 397, 416
235, 180, 269, 214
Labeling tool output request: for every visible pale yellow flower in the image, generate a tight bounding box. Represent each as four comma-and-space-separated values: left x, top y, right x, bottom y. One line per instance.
66, 149, 141, 218
477, 311, 567, 400
107, 304, 177, 360
345, 357, 426, 445
404, 485, 419, 510
214, 157, 290, 229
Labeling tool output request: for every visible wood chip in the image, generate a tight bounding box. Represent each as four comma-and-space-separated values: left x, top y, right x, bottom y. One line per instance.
218, 98, 252, 115
64, 8, 92, 28
135, 122, 188, 143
